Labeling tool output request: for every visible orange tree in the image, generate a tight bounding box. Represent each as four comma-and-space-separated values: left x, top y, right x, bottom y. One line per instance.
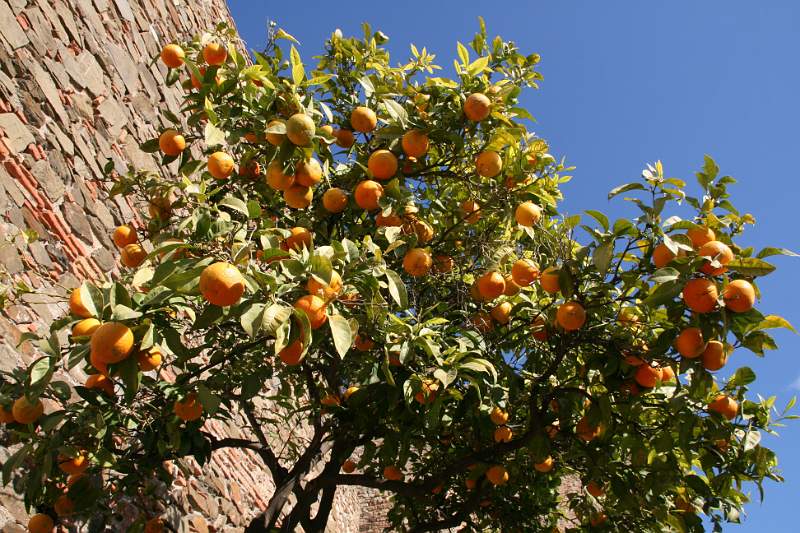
1, 20, 797, 533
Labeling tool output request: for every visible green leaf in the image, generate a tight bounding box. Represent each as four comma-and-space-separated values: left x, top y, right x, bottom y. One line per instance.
240, 303, 266, 338
467, 56, 490, 76
196, 383, 221, 415
729, 366, 756, 388
79, 282, 102, 318
644, 280, 683, 308
112, 305, 142, 321
585, 210, 609, 231
459, 358, 497, 382
118, 356, 140, 403
329, 314, 352, 358
29, 356, 53, 388
275, 28, 299, 44
608, 182, 645, 200
727, 258, 776, 277
650, 267, 681, 284
290, 45, 305, 85
2, 443, 31, 484
385, 269, 408, 308
757, 247, 800, 259
262, 304, 292, 335
204, 122, 226, 147
382, 99, 408, 127
310, 255, 333, 285
456, 41, 470, 65
218, 195, 249, 215
756, 315, 796, 333
139, 138, 160, 153
592, 241, 614, 275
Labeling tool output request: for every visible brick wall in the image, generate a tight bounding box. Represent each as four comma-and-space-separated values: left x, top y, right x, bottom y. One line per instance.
0, 0, 389, 531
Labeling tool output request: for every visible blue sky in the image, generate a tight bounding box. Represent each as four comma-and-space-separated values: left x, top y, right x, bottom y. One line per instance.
228, 1, 800, 530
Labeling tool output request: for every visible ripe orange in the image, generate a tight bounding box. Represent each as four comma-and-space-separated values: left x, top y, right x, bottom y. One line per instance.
531, 316, 550, 341
354, 180, 384, 210
202, 42, 227, 65
490, 407, 509, 425
654, 243, 686, 268
515, 202, 542, 227
306, 270, 343, 300
265, 119, 285, 146
539, 266, 561, 294
354, 334, 375, 351
240, 160, 261, 178
158, 129, 185, 156
174, 393, 203, 421
403, 248, 433, 277
286, 113, 315, 146
698, 241, 733, 275
494, 425, 513, 443
376, 211, 402, 227
12, 396, 43, 424
465, 478, 477, 490
279, 339, 305, 365
701, 340, 728, 371
464, 93, 491, 121
368, 149, 398, 180
160, 44, 185, 68
486, 465, 508, 486
320, 393, 340, 406
144, 517, 165, 533
414, 380, 439, 405
490, 302, 513, 325
334, 128, 356, 148
351, 106, 377, 132
58, 453, 88, 475
534, 456, 554, 473
470, 312, 494, 333
511, 259, 540, 287
383, 465, 404, 481
148, 195, 172, 220
687, 227, 715, 248
411, 220, 434, 242
200, 262, 245, 307
72, 318, 101, 337
683, 278, 719, 313
85, 374, 114, 396
342, 459, 356, 473
343, 385, 360, 401
634, 364, 663, 388
0, 405, 14, 423
322, 188, 348, 213
557, 301, 586, 331
675, 327, 705, 358
475, 150, 502, 177
460, 200, 481, 223
285, 227, 313, 251
121, 243, 147, 268
503, 276, 520, 295
137, 346, 162, 372
589, 513, 607, 527
208, 152, 235, 180
587, 480, 605, 497
401, 130, 430, 158
660, 365, 676, 383
90, 322, 134, 364
433, 255, 455, 274
477, 271, 506, 300
723, 279, 755, 313
27, 513, 54, 533
284, 185, 313, 209
295, 158, 322, 187
69, 287, 92, 318
54, 494, 74, 517
294, 295, 328, 329
708, 394, 738, 420
576, 416, 601, 442
113, 225, 138, 248
90, 351, 109, 376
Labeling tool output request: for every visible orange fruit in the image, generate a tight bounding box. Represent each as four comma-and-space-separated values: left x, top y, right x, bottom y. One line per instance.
351, 106, 377, 132
494, 425, 513, 443
54, 494, 74, 517
460, 200, 481, 223
320, 394, 340, 406
294, 158, 322, 187
202, 42, 227, 65
158, 129, 185, 157
383, 465, 404, 481
284, 185, 313, 209
148, 195, 172, 220
698, 241, 733, 275
90, 351, 109, 376
72, 318, 101, 337
294, 295, 328, 329
58, 453, 89, 475
701, 340, 728, 371
160, 44, 185, 68
322, 188, 348, 213
539, 266, 561, 294
279, 339, 305, 365
490, 407, 509, 425
486, 465, 508, 486
490, 302, 513, 325
69, 287, 92, 318
511, 259, 540, 287
266, 161, 295, 191
85, 374, 114, 396
723, 279, 755, 313
354, 335, 375, 351
589, 513, 607, 527
403, 248, 432, 277
240, 160, 261, 178
683, 278, 719, 313
475, 150, 502, 177
557, 301, 586, 331
137, 346, 162, 372
343, 386, 360, 401
652, 243, 684, 268
265, 119, 285, 146
675, 327, 705, 358
334, 128, 356, 148
285, 227, 312, 251
587, 480, 605, 497
433, 255, 454, 274
687, 227, 715, 248
515, 202, 542, 227
414, 380, 439, 405
476, 271, 506, 300
286, 113, 315, 146
208, 152, 235, 180
534, 456, 554, 473
90, 322, 134, 364
465, 478, 477, 490
121, 243, 147, 268
470, 312, 493, 333
708, 394, 738, 420
401, 130, 429, 158
306, 270, 343, 300
411, 220, 434, 242
200, 262, 245, 306
12, 396, 43, 424
27, 513, 54, 533
376, 212, 402, 227
531, 316, 550, 341
0, 405, 14, 423
342, 459, 356, 473
576, 416, 601, 442
113, 225, 138, 248
503, 276, 520, 296
634, 364, 663, 388
174, 393, 203, 421
354, 180, 384, 210
144, 517, 165, 533
464, 93, 491, 121
368, 149, 398, 180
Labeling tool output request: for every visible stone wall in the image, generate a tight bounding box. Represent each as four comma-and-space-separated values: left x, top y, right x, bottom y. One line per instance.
0, 0, 386, 531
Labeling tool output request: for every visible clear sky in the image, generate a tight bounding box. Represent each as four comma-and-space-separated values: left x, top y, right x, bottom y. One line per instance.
227, 1, 800, 530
